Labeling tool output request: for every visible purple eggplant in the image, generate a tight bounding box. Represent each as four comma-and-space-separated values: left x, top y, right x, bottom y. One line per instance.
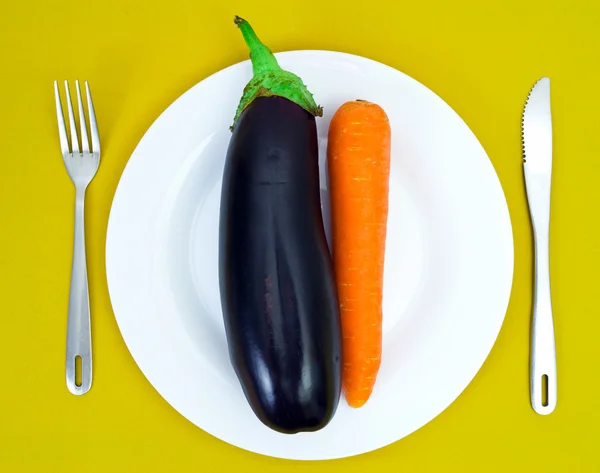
218, 17, 342, 434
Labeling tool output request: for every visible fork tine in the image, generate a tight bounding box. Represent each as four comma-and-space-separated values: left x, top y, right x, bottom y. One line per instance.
85, 82, 100, 154
75, 81, 90, 153
64, 81, 80, 154
54, 81, 70, 155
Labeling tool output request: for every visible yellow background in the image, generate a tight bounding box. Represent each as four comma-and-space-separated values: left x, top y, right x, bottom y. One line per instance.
1, 0, 599, 471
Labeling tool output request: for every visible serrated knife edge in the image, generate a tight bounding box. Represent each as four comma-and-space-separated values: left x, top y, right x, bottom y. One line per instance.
522, 77, 552, 174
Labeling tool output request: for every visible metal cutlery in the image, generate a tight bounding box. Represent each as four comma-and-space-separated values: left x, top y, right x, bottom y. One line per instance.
54, 80, 100, 395
522, 77, 557, 414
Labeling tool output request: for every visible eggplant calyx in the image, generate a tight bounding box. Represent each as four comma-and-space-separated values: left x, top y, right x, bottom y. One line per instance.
231, 16, 323, 130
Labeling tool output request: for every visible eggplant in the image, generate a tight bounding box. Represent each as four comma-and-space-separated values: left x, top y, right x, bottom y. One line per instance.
218, 17, 342, 434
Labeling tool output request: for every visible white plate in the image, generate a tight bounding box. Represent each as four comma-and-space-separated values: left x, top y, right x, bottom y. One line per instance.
106, 51, 513, 460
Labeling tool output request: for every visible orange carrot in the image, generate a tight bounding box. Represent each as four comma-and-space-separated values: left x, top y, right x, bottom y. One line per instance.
327, 100, 391, 408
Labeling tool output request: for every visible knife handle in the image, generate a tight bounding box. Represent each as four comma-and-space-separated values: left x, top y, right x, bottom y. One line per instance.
530, 219, 557, 415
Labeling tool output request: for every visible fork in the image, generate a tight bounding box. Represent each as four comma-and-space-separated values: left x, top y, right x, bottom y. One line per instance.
54, 80, 100, 395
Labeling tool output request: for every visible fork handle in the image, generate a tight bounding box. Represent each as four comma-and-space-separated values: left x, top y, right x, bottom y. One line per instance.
531, 222, 557, 414
66, 187, 92, 395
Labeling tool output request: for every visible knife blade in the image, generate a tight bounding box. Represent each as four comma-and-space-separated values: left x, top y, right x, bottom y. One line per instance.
522, 77, 557, 415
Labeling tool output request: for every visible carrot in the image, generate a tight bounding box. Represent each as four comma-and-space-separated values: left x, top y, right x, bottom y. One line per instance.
327, 100, 391, 408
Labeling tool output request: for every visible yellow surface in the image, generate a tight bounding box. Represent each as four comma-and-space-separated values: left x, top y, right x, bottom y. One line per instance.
1, 0, 599, 471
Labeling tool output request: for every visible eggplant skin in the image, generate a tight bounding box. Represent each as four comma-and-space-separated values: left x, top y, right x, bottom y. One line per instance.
219, 96, 342, 434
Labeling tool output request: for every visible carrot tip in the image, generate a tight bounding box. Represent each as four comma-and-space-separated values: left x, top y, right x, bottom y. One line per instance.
347, 398, 368, 408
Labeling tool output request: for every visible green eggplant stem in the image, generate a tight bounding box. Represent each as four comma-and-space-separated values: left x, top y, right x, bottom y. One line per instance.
231, 16, 323, 130
234, 17, 281, 75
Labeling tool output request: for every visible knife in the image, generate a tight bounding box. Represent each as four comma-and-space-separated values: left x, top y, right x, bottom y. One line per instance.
522, 77, 557, 415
